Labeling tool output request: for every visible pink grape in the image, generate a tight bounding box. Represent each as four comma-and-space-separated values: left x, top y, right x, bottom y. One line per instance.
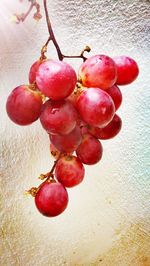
79, 55, 117, 90
49, 126, 82, 153
6, 85, 43, 126
76, 88, 115, 128
36, 59, 77, 100
55, 155, 85, 188
29, 59, 46, 84
40, 99, 78, 135
107, 85, 122, 110
76, 134, 103, 165
113, 56, 139, 85
35, 181, 68, 217
88, 114, 122, 140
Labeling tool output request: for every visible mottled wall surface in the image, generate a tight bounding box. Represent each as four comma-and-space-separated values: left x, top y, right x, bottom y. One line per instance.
0, 0, 150, 265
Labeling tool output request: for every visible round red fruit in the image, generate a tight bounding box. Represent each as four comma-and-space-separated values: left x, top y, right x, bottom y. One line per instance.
6, 85, 43, 126
79, 55, 117, 90
76, 134, 103, 165
55, 155, 85, 188
49, 126, 82, 153
113, 56, 139, 85
107, 85, 122, 110
35, 181, 68, 217
40, 99, 78, 135
88, 114, 122, 140
29, 59, 45, 84
76, 88, 115, 128
36, 59, 77, 100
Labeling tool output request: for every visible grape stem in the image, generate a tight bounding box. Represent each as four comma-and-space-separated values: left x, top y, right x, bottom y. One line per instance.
26, 152, 62, 197
43, 0, 91, 61
14, 0, 41, 23
39, 152, 62, 181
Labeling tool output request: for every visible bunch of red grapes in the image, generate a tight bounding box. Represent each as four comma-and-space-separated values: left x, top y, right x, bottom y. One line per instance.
6, 54, 139, 217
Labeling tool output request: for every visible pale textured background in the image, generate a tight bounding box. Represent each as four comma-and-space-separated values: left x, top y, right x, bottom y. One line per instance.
0, 0, 150, 265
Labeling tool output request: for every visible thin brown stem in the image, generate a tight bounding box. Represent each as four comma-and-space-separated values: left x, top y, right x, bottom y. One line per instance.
39, 152, 63, 181
43, 0, 91, 61
63, 46, 91, 61
43, 0, 63, 60
40, 36, 51, 60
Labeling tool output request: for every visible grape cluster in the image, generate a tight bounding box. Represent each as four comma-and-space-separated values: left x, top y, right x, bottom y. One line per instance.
6, 54, 139, 217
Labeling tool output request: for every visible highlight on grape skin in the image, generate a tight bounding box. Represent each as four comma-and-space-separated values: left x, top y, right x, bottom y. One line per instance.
6, 85, 43, 126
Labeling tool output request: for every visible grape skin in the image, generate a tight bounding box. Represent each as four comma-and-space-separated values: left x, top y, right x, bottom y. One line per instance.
76, 133, 103, 165
6, 85, 43, 126
107, 85, 122, 111
88, 114, 122, 140
40, 99, 78, 135
79, 55, 117, 90
55, 155, 85, 188
49, 126, 82, 153
36, 59, 77, 100
113, 56, 139, 85
29, 60, 44, 84
76, 88, 115, 128
35, 181, 68, 217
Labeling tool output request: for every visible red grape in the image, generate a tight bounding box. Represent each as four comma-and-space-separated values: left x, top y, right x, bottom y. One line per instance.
55, 155, 85, 188
113, 56, 139, 85
79, 55, 117, 90
6, 85, 43, 126
40, 99, 78, 135
107, 85, 122, 110
76, 134, 103, 165
76, 88, 115, 128
35, 181, 68, 217
29, 59, 46, 84
36, 59, 77, 100
49, 126, 82, 153
88, 114, 122, 140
